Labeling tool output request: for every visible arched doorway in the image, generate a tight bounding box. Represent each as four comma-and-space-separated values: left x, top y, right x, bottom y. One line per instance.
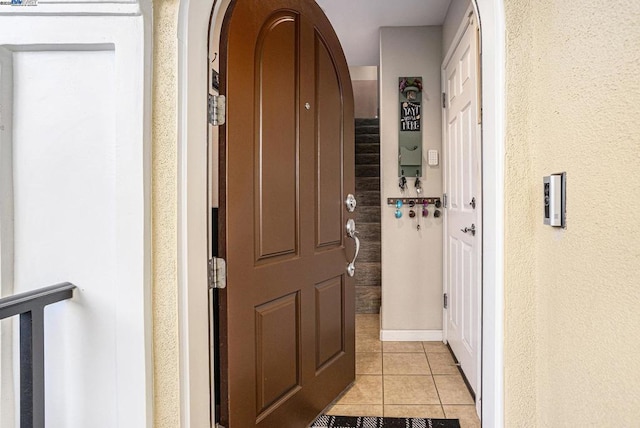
176, 0, 505, 426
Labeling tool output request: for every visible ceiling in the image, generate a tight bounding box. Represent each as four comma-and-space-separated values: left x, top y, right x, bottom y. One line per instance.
315, 0, 452, 66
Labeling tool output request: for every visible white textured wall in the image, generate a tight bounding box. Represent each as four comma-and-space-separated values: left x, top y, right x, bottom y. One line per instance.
12, 50, 118, 427
504, 0, 640, 425
379, 26, 443, 333
0, 9, 152, 427
0, 41, 150, 427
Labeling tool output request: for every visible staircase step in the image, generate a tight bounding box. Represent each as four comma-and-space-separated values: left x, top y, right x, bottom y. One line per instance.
358, 237, 381, 264
356, 142, 380, 154
355, 125, 379, 135
355, 118, 380, 127
356, 177, 380, 191
356, 226, 380, 245
356, 153, 380, 165
355, 262, 381, 287
355, 134, 380, 144
355, 286, 381, 314
356, 206, 380, 223
355, 190, 380, 207
356, 164, 380, 177
358, 241, 381, 263
355, 117, 380, 316
357, 223, 381, 240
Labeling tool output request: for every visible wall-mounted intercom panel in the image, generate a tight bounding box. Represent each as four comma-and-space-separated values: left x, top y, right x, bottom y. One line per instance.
427, 149, 439, 166
543, 172, 566, 227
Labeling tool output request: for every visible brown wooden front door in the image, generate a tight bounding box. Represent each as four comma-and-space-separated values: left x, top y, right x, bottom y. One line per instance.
218, 0, 355, 426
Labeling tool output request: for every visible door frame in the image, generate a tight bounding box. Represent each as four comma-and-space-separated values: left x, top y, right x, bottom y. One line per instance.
176, 0, 505, 427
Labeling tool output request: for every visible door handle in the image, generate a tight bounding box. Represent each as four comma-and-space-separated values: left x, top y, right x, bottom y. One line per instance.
460, 224, 476, 236
346, 219, 360, 277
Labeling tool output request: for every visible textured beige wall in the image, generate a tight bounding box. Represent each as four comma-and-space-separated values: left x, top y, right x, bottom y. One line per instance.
504, 1, 640, 426
152, 0, 181, 426
503, 1, 538, 424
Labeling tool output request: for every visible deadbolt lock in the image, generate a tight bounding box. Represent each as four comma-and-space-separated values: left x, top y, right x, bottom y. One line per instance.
345, 194, 357, 212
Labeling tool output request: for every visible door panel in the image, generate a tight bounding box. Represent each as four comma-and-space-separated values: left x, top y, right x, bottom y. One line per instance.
315, 33, 344, 250
219, 1, 354, 426
461, 104, 474, 209
255, 13, 299, 261
315, 276, 344, 370
447, 115, 460, 210
461, 239, 473, 349
443, 14, 481, 395
448, 236, 460, 330
255, 292, 301, 416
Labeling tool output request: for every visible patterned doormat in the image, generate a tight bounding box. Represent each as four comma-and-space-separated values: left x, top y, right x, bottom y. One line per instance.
310, 415, 461, 428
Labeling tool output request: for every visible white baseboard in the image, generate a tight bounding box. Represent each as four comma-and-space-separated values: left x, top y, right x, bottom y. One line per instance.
379, 329, 443, 342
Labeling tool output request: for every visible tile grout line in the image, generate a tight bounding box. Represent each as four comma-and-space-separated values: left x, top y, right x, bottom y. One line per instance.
422, 342, 446, 418
381, 343, 385, 416
423, 342, 448, 418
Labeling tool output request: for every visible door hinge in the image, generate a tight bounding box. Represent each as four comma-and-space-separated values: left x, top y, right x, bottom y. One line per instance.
208, 257, 227, 289
443, 193, 448, 208
442, 92, 446, 109
444, 293, 448, 309
208, 94, 226, 126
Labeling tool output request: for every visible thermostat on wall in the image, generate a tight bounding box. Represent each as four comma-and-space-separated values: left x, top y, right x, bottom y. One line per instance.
543, 172, 566, 227
428, 149, 439, 166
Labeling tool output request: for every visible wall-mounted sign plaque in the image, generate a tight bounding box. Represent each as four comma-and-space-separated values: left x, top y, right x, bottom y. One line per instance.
398, 76, 423, 177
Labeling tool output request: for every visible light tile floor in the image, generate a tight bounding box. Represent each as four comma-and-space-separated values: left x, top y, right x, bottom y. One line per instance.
325, 314, 481, 428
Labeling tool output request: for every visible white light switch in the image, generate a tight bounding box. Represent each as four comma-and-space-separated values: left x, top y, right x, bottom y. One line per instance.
428, 149, 439, 166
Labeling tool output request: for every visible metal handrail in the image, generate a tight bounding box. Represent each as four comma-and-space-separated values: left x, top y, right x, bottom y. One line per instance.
0, 282, 76, 319
0, 282, 77, 428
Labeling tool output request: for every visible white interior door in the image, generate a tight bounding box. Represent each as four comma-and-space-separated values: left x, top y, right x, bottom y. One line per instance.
443, 12, 481, 396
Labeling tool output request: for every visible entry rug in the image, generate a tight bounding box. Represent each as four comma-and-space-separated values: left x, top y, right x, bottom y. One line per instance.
311, 415, 460, 428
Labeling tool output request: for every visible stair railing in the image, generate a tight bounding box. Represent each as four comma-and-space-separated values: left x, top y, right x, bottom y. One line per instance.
0, 282, 77, 428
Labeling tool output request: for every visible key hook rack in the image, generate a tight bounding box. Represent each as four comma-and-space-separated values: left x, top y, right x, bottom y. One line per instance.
387, 197, 441, 207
